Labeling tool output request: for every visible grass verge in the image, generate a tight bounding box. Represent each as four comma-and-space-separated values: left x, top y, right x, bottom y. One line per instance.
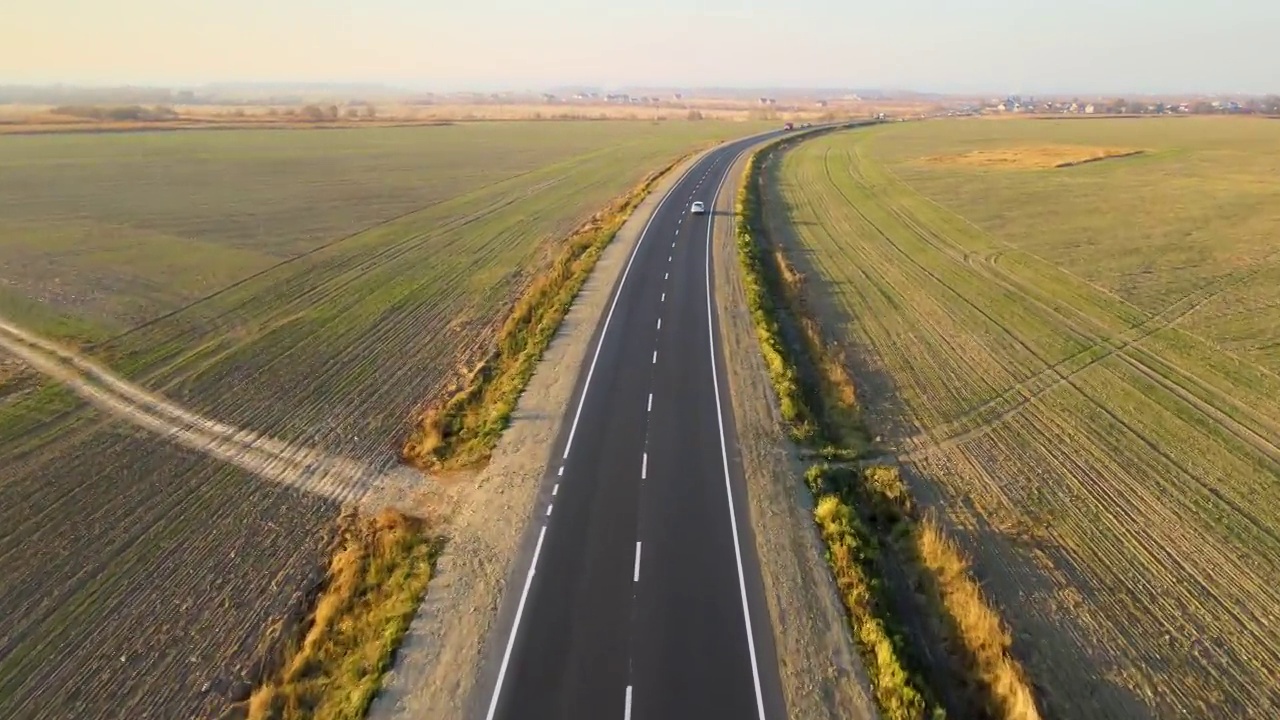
735, 129, 1041, 720
243, 508, 442, 720
401, 146, 710, 469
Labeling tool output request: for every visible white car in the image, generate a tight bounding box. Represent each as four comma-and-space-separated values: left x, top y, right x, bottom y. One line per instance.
690, 201, 706, 215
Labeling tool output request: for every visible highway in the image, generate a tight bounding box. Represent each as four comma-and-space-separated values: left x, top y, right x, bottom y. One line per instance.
477, 132, 789, 720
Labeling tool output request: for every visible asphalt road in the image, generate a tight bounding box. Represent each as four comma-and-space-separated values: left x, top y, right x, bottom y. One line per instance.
478, 132, 790, 720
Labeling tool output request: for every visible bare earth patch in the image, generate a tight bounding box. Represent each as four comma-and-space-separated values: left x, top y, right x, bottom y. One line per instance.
924, 145, 1145, 170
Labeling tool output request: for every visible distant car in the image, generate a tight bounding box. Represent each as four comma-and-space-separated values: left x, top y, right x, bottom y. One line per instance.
691, 201, 706, 215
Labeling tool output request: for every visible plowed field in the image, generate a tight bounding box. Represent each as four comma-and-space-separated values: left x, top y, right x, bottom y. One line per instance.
0, 119, 767, 720
767, 117, 1280, 719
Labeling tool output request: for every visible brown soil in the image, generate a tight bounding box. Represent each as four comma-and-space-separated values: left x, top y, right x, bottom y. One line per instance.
923, 146, 1144, 169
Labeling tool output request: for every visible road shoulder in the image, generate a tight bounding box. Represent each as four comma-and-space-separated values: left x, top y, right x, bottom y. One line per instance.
711, 140, 880, 720
365, 146, 715, 720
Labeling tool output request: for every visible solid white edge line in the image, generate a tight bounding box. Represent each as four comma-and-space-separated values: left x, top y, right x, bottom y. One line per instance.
705, 150, 768, 720
625, 685, 633, 720
484, 525, 548, 720
633, 542, 642, 582
559, 150, 709, 460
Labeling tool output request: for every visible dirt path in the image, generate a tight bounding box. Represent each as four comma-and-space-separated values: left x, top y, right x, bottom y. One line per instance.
710, 145, 879, 719
0, 315, 422, 510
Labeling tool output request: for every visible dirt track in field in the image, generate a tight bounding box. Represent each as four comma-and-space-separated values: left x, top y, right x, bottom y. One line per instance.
0, 316, 422, 510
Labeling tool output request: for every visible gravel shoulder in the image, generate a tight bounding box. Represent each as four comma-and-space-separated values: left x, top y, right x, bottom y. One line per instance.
365, 148, 716, 720
711, 143, 879, 720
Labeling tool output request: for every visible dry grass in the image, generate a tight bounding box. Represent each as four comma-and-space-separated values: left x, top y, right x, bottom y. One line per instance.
244, 508, 440, 720
813, 492, 929, 719
916, 517, 1040, 720
924, 145, 1144, 169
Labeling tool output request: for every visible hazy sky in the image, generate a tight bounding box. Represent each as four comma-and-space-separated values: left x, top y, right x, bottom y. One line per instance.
3, 0, 1276, 94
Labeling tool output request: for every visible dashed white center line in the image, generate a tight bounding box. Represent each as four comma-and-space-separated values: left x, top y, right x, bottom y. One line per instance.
552, 483, 559, 496
633, 542, 642, 582
668, 255, 672, 262
558, 465, 564, 476
648, 393, 653, 412
661, 292, 665, 302
641, 452, 648, 479
652, 350, 657, 364
545, 503, 553, 517
625, 686, 633, 720
664, 272, 668, 280
656, 318, 661, 330
672, 241, 676, 247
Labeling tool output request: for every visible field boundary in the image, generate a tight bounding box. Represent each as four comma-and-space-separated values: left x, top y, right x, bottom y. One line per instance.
734, 127, 1044, 720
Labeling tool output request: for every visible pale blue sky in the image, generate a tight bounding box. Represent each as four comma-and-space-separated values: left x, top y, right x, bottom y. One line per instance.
2, 0, 1276, 94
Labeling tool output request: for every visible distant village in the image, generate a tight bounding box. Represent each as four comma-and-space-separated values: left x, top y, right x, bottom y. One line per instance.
970, 94, 1280, 116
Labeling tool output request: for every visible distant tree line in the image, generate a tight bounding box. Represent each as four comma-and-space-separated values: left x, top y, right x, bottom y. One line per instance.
297, 103, 378, 121
51, 104, 180, 121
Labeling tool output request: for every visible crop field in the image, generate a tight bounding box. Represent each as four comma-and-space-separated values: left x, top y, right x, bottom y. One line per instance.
0, 119, 767, 719
766, 117, 1280, 719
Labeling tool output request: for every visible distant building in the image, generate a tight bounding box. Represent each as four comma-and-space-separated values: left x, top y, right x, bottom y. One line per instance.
1085, 104, 1096, 114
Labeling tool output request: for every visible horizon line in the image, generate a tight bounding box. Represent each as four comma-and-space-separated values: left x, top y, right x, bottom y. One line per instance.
0, 79, 1273, 99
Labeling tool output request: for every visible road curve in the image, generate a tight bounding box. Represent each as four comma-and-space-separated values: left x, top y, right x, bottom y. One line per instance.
473, 132, 790, 720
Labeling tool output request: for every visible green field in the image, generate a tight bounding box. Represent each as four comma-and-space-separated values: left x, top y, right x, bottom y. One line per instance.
0, 121, 767, 339
0, 119, 767, 720
767, 117, 1280, 719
